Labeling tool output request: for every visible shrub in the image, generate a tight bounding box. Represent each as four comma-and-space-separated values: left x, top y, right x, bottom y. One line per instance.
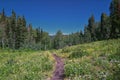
65, 62, 92, 77
69, 49, 88, 59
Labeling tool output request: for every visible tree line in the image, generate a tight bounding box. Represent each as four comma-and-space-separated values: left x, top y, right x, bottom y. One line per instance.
0, 0, 120, 50
0, 9, 51, 50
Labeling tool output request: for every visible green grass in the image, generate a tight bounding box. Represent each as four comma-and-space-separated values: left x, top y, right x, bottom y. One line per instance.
0, 50, 54, 80
59, 39, 120, 80
0, 39, 120, 80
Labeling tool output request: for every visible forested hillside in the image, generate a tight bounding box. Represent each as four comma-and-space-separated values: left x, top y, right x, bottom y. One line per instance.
0, 0, 120, 50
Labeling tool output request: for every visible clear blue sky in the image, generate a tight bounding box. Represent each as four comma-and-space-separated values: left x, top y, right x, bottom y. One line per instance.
0, 0, 112, 35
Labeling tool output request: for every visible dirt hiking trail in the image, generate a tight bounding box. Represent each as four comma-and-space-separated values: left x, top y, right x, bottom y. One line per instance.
51, 54, 65, 80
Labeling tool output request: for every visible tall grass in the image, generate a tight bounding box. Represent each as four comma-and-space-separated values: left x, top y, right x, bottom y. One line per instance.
0, 50, 54, 80
0, 39, 119, 80
60, 39, 120, 80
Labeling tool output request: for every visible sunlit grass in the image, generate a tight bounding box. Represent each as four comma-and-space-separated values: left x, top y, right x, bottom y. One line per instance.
0, 39, 120, 80
0, 50, 54, 80
60, 39, 120, 80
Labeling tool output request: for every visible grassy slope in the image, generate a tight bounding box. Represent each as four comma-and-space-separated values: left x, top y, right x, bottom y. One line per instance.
0, 50, 54, 80
0, 39, 120, 80
57, 39, 120, 80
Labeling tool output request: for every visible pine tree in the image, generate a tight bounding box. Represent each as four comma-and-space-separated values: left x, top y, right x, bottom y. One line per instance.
79, 30, 84, 44
0, 8, 6, 22
14, 16, 26, 49
100, 13, 111, 40
35, 27, 41, 43
21, 16, 27, 44
27, 24, 33, 43
95, 22, 101, 40
84, 26, 91, 42
5, 19, 11, 47
10, 10, 16, 49
15, 16, 22, 49
26, 24, 35, 47
88, 15, 96, 41
0, 9, 6, 48
110, 0, 120, 38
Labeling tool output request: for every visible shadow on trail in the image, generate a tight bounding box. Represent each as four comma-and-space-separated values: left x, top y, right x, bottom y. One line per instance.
51, 54, 65, 80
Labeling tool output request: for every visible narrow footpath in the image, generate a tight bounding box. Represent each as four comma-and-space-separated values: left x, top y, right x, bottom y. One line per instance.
51, 54, 65, 80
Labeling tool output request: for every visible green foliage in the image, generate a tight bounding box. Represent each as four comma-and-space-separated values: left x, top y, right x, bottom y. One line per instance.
65, 62, 92, 77
0, 0, 120, 50
0, 8, 6, 22
0, 9, 51, 50
0, 50, 54, 80
53, 30, 64, 49
88, 15, 96, 41
0, 38, 119, 80
35, 27, 41, 43
14, 15, 27, 49
110, 0, 120, 38
60, 39, 120, 79
69, 49, 88, 59
84, 26, 92, 42
61, 47, 72, 53
100, 13, 111, 40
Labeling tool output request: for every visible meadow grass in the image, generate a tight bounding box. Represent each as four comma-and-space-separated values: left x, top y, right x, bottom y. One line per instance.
0, 39, 120, 80
59, 39, 120, 80
0, 50, 54, 80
